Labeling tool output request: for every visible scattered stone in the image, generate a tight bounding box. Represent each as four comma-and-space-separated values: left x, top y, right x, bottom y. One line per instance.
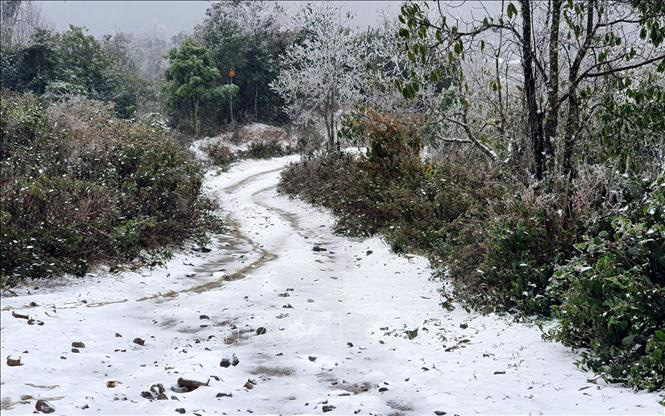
29, 301, 38, 307
276, 313, 289, 319
6, 355, 21, 366
150, 383, 168, 400
378, 387, 389, 393
366, 250, 373, 256
278, 292, 290, 297
133, 338, 145, 346
35, 400, 55, 414
177, 377, 208, 392
71, 348, 80, 353
459, 323, 468, 329
307, 298, 315, 303
434, 411, 447, 415
243, 379, 255, 390
72, 341, 86, 348
175, 408, 186, 414
199, 315, 210, 320
220, 354, 239, 368
107, 381, 117, 388
27, 318, 44, 326
115, 333, 122, 338
322, 405, 336, 412
141, 391, 153, 399
255, 327, 267, 335
312, 246, 327, 252
405, 328, 418, 340
282, 304, 293, 309
347, 342, 353, 348
216, 392, 233, 398
493, 371, 506, 375
308, 356, 317, 362
12, 311, 29, 320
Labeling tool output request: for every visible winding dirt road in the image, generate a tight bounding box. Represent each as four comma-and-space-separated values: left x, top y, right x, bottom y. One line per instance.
1, 156, 662, 414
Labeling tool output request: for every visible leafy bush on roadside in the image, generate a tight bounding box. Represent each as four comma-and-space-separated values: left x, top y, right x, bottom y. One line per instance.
242, 141, 293, 159
0, 92, 220, 286
203, 141, 235, 169
550, 173, 665, 391
279, 108, 665, 391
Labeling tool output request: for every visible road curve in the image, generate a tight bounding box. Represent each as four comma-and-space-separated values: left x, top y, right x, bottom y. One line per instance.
1, 156, 662, 414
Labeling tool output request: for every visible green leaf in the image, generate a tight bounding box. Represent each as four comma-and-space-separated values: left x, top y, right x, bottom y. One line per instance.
507, 2, 517, 20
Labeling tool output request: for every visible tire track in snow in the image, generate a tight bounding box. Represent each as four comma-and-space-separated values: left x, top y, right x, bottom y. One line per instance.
1, 166, 285, 311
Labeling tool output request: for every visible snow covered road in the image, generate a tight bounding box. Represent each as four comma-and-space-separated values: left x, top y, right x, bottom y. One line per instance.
1, 156, 663, 415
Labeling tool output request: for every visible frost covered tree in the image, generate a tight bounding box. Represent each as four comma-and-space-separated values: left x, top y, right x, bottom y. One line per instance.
356, 19, 446, 119
271, 2, 360, 149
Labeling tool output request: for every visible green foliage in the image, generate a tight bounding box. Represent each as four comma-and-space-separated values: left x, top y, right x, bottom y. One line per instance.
0, 26, 146, 117
449, 199, 571, 315
551, 173, 665, 391
164, 37, 238, 136
0, 93, 221, 287
590, 73, 665, 173
193, 2, 292, 125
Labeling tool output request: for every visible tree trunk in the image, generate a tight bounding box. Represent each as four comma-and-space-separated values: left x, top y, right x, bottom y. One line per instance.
562, 0, 595, 177
520, 0, 546, 179
323, 111, 335, 150
254, 85, 258, 121
194, 100, 200, 138
0, 0, 22, 47
543, 0, 562, 172
562, 93, 579, 176
229, 79, 235, 126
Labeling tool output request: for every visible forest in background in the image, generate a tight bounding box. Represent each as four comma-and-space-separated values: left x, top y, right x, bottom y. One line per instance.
0, 0, 664, 395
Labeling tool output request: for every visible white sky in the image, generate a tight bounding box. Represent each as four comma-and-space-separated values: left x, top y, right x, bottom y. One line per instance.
38, 1, 402, 36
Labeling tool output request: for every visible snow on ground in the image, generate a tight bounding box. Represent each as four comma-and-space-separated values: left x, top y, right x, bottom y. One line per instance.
1, 156, 663, 415
190, 123, 293, 163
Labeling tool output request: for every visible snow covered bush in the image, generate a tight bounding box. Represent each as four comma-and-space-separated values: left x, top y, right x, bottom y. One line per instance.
0, 93, 220, 286
203, 141, 235, 169
551, 172, 665, 391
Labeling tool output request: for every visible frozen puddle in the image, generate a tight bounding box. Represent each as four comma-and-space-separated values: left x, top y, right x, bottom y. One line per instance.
1, 156, 662, 414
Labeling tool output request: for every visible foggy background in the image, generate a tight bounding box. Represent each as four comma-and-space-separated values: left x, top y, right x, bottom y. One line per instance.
38, 1, 402, 36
